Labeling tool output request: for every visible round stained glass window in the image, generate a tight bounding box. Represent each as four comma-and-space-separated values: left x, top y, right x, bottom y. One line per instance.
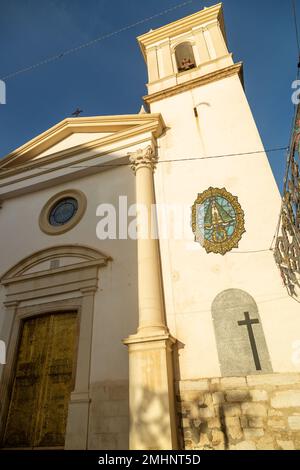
48, 197, 78, 226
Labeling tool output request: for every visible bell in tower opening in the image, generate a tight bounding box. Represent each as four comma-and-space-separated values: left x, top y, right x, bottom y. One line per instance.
175, 42, 196, 72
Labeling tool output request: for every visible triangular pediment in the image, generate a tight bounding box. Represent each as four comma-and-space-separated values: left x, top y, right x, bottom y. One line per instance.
0, 114, 164, 170
32, 131, 114, 160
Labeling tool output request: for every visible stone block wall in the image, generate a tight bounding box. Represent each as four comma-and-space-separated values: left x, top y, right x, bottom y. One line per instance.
88, 380, 129, 450
176, 373, 300, 450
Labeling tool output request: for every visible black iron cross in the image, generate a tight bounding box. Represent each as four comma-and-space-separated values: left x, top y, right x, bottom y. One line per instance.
238, 312, 262, 371
71, 108, 83, 117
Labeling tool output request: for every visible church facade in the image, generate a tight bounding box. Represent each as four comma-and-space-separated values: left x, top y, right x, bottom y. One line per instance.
0, 3, 300, 450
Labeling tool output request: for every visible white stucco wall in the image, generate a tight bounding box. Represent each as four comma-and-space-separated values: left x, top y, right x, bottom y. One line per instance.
151, 74, 300, 379
0, 165, 138, 384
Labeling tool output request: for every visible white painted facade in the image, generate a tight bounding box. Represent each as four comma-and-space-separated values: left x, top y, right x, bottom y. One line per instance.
0, 3, 299, 450
136, 4, 300, 379
152, 69, 299, 378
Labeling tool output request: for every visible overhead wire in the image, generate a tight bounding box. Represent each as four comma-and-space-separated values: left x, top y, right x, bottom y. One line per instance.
271, 0, 300, 254
1, 0, 194, 81
0, 146, 288, 173
0, 2, 296, 264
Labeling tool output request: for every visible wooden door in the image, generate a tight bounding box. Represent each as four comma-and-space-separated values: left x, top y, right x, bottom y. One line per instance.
3, 312, 78, 448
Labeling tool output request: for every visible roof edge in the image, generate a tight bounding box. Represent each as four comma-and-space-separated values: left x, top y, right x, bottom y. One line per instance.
0, 113, 165, 169
137, 3, 224, 61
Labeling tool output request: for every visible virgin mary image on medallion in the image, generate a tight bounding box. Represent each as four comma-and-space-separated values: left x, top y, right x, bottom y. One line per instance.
192, 187, 246, 255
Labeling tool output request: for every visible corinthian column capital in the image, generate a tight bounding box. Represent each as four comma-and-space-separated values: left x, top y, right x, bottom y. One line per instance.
128, 145, 158, 173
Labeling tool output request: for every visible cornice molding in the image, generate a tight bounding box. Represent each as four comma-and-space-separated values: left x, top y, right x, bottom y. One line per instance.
0, 114, 165, 175
0, 136, 152, 193
137, 3, 224, 60
143, 62, 243, 105
1, 244, 111, 284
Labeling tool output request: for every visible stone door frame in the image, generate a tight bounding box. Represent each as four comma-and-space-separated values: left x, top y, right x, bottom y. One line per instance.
0, 244, 111, 449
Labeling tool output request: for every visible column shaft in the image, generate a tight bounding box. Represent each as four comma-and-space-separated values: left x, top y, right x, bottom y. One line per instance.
135, 163, 166, 333
124, 145, 178, 450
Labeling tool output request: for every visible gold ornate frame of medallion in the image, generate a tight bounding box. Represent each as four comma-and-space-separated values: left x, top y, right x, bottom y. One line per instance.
192, 187, 246, 255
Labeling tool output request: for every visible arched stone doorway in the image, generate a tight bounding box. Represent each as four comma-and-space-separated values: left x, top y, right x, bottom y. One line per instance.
0, 245, 111, 449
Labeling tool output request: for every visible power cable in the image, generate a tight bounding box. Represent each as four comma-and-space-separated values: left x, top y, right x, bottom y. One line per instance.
0, 146, 288, 173
1, 0, 194, 81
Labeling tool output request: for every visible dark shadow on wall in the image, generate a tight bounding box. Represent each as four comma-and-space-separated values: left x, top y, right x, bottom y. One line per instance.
176, 392, 250, 450
172, 340, 185, 449
130, 387, 176, 450
176, 384, 296, 450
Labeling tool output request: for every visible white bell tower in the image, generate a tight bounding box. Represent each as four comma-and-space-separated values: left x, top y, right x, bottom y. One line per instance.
137, 3, 300, 381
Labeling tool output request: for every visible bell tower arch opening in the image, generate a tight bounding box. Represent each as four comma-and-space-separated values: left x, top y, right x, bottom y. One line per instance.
174, 42, 196, 72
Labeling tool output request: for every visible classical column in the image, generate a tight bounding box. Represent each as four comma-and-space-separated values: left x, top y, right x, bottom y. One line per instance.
123, 145, 178, 450
129, 145, 167, 334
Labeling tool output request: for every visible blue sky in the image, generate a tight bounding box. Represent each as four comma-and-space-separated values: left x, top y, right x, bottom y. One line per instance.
0, 0, 299, 189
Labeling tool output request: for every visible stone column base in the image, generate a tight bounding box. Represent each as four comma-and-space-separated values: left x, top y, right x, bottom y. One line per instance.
123, 333, 178, 450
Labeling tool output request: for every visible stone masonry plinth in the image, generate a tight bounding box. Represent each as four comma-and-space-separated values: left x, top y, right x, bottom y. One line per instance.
177, 373, 300, 450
